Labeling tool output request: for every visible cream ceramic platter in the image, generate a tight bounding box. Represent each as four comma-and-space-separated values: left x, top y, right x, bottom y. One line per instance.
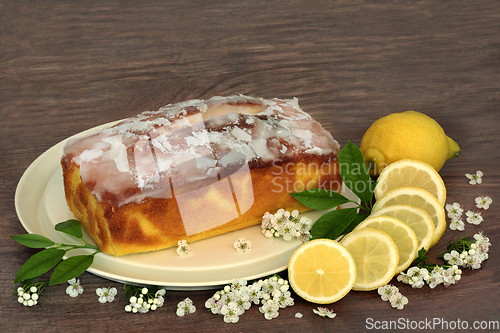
15, 123, 357, 290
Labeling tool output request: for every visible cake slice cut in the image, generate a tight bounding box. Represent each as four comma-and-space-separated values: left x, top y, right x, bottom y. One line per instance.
61, 95, 341, 256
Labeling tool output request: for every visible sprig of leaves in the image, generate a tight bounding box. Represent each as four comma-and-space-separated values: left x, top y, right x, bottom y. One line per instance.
412, 248, 431, 267
437, 235, 473, 259
291, 141, 376, 240
124, 284, 160, 300
410, 237, 475, 271
10, 219, 100, 286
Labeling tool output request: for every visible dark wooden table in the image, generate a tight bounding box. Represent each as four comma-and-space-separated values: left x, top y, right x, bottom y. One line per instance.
2, 1, 499, 332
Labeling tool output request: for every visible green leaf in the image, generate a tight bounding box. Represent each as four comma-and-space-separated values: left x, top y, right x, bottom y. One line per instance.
14, 248, 66, 284
338, 141, 374, 208
290, 188, 350, 210
55, 219, 83, 240
342, 212, 368, 235
10, 234, 55, 248
310, 208, 358, 240
413, 248, 430, 265
49, 255, 94, 285
124, 284, 136, 300
148, 285, 158, 294
438, 235, 472, 258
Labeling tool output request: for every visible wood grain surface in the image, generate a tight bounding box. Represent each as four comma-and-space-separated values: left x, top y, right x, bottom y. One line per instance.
1, 1, 499, 332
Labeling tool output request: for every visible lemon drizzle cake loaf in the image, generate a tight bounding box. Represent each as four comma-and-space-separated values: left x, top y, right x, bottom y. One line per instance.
61, 95, 341, 256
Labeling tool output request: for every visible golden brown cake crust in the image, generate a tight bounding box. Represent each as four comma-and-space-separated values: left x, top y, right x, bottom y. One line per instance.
61, 95, 342, 256
62, 155, 341, 256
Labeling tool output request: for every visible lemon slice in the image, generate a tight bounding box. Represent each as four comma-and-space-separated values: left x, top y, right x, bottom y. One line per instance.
372, 187, 446, 247
340, 228, 399, 291
288, 239, 356, 304
374, 159, 446, 205
353, 215, 418, 274
369, 204, 434, 252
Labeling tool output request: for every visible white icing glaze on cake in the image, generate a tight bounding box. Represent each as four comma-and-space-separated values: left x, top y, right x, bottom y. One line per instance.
62, 95, 340, 206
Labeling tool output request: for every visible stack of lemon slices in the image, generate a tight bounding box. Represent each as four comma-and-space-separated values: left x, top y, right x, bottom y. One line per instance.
288, 159, 447, 303
371, 159, 447, 247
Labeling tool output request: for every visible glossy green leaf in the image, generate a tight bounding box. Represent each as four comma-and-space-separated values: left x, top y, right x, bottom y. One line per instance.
310, 207, 358, 240
55, 219, 83, 240
49, 255, 94, 285
342, 212, 369, 235
338, 141, 374, 208
290, 188, 350, 210
10, 234, 55, 248
124, 284, 136, 300
14, 248, 66, 284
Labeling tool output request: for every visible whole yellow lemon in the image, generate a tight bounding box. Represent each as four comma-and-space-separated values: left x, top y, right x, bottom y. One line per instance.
360, 111, 460, 176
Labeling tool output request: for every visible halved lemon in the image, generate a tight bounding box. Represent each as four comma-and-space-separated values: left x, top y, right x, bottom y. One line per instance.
340, 228, 399, 291
288, 239, 357, 304
369, 204, 434, 252
372, 187, 446, 247
374, 159, 446, 205
353, 215, 418, 274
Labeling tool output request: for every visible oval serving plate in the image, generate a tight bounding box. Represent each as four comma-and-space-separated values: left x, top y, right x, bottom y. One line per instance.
15, 122, 358, 290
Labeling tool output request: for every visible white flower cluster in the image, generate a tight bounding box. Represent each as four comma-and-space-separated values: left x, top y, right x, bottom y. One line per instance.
446, 196, 491, 231
261, 209, 312, 242
465, 170, 483, 185
205, 276, 294, 323
96, 287, 117, 303
446, 202, 465, 231
234, 237, 252, 253
445, 232, 491, 270
377, 285, 408, 310
125, 287, 166, 314
176, 297, 196, 316
313, 307, 337, 318
16, 284, 43, 307
475, 196, 492, 210
66, 278, 84, 297
398, 266, 462, 289
176, 240, 192, 256
465, 211, 483, 225
398, 232, 491, 289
